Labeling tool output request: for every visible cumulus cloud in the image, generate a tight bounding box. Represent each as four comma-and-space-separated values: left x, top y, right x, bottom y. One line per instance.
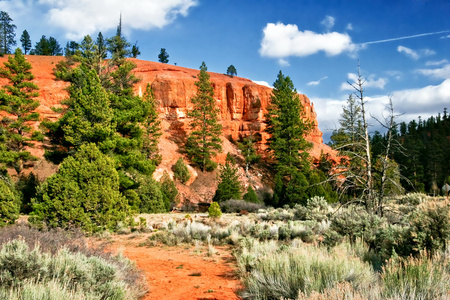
260, 22, 356, 58
1, 0, 198, 40
397, 46, 419, 60
278, 58, 290, 67
341, 73, 388, 90
346, 23, 353, 31
321, 15, 335, 31
313, 80, 450, 141
416, 63, 450, 80
252, 80, 272, 88
307, 76, 328, 86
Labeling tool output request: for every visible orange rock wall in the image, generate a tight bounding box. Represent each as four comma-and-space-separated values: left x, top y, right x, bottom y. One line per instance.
0, 56, 332, 161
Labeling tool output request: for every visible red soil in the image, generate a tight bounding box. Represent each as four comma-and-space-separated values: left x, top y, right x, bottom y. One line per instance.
112, 235, 242, 300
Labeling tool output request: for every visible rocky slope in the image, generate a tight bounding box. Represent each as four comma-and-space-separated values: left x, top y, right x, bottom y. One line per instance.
0, 55, 337, 202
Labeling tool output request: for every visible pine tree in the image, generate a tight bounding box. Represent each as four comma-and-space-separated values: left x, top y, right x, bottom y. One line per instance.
30, 143, 129, 232
226, 65, 237, 77
265, 71, 311, 206
158, 48, 169, 63
0, 11, 16, 55
107, 16, 139, 95
238, 133, 260, 176
186, 62, 222, 172
33, 35, 62, 56
0, 48, 41, 176
142, 84, 162, 164
20, 30, 31, 54
213, 154, 242, 202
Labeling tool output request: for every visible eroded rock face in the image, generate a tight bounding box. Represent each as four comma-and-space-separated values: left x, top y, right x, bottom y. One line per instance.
0, 56, 336, 165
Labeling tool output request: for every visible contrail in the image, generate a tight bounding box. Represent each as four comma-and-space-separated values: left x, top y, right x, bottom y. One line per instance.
361, 30, 450, 45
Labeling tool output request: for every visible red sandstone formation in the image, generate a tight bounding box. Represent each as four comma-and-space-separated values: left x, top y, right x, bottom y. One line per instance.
0, 55, 337, 186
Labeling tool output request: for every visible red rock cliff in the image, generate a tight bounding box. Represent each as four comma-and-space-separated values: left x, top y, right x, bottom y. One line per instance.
0, 55, 334, 163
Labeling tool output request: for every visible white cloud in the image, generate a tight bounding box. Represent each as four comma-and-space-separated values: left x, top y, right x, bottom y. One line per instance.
1, 0, 198, 40
313, 80, 450, 141
440, 35, 450, 39
425, 59, 448, 66
346, 23, 353, 31
422, 49, 436, 56
307, 76, 328, 86
416, 63, 450, 80
385, 70, 403, 80
321, 15, 335, 31
252, 80, 272, 88
278, 58, 290, 67
397, 45, 419, 60
391, 79, 450, 114
341, 73, 388, 90
260, 22, 356, 58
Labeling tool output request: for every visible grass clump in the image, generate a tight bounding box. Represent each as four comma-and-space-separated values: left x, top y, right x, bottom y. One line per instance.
0, 225, 146, 299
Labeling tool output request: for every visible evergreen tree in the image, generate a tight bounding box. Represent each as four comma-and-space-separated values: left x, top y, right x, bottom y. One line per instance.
213, 155, 242, 202
64, 41, 79, 56
30, 143, 129, 232
243, 185, 260, 203
265, 71, 311, 206
33, 35, 62, 56
0, 174, 19, 227
160, 171, 178, 210
95, 32, 107, 60
131, 42, 140, 58
226, 65, 237, 77
238, 133, 260, 176
142, 84, 162, 164
44, 66, 116, 159
158, 48, 169, 63
0, 48, 41, 176
0, 11, 16, 55
137, 176, 166, 213
20, 30, 31, 54
186, 62, 222, 172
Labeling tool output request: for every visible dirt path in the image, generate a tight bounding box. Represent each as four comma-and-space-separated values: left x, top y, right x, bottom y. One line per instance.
111, 235, 243, 300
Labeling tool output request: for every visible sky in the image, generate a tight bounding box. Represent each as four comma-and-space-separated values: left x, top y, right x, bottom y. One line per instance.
1, 0, 449, 142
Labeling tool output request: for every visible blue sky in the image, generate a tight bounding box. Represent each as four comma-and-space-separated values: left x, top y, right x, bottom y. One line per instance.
1, 0, 449, 141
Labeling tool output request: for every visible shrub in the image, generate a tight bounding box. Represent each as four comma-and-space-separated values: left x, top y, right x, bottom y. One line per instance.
208, 202, 222, 218
0, 239, 146, 299
406, 200, 450, 257
172, 158, 190, 184
30, 143, 129, 233
331, 205, 385, 244
138, 176, 166, 213
236, 240, 375, 299
220, 199, 265, 213
160, 171, 178, 210
294, 196, 329, 221
381, 253, 450, 299
0, 225, 146, 299
0, 176, 20, 227
243, 185, 260, 203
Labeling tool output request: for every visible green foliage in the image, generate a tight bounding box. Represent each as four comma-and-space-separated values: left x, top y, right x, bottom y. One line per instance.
32, 35, 62, 55
141, 84, 162, 165
238, 134, 260, 175
0, 239, 146, 299
226, 65, 237, 77
265, 71, 312, 207
158, 48, 169, 63
0, 11, 16, 55
186, 62, 222, 172
208, 202, 222, 218
137, 176, 166, 214
30, 143, 130, 232
243, 185, 260, 203
160, 171, 178, 210
0, 48, 41, 175
0, 176, 19, 227
16, 172, 39, 214
20, 30, 32, 55
213, 158, 242, 202
381, 253, 450, 299
172, 157, 191, 183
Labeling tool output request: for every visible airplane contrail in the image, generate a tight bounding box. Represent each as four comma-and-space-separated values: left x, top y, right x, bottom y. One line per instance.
361, 30, 450, 45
